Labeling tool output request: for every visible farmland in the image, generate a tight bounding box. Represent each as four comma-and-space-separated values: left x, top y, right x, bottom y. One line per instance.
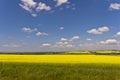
0, 54, 120, 64
0, 52, 120, 80
1, 63, 120, 80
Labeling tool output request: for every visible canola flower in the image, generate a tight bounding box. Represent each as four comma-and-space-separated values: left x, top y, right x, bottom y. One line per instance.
0, 55, 120, 64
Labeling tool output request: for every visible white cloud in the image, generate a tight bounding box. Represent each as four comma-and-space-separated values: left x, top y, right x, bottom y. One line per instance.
2, 44, 21, 48
56, 41, 68, 45
56, 0, 69, 6
99, 39, 119, 45
86, 38, 92, 41
22, 27, 37, 33
19, 0, 74, 17
19, 0, 51, 17
53, 37, 74, 48
115, 32, 120, 36
109, 3, 120, 10
36, 2, 51, 12
60, 27, 64, 30
60, 38, 68, 42
31, 13, 37, 17
22, 27, 48, 36
65, 44, 73, 48
55, 41, 73, 48
87, 29, 102, 34
87, 26, 109, 35
56, 41, 64, 45
70, 36, 80, 41
36, 32, 48, 36
41, 43, 51, 47
98, 26, 109, 32
54, 36, 79, 48
19, 0, 37, 12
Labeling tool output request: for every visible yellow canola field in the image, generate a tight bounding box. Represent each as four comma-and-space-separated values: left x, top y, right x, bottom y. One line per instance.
0, 55, 120, 64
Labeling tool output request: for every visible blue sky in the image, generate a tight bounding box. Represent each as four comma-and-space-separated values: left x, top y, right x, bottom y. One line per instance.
0, 0, 120, 52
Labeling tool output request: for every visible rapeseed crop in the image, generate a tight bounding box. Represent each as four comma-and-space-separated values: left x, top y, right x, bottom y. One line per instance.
0, 55, 120, 64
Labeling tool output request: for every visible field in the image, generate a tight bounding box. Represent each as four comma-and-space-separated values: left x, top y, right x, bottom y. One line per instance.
1, 63, 120, 80
1, 53, 120, 80
0, 54, 120, 64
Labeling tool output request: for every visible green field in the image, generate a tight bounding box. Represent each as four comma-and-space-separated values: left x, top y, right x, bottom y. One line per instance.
0, 63, 120, 80
0, 53, 120, 80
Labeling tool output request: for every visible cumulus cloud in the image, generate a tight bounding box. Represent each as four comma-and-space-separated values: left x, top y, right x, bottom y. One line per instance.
86, 38, 92, 41
109, 3, 120, 10
56, 41, 68, 45
19, 0, 37, 12
60, 27, 64, 30
99, 39, 119, 45
2, 44, 21, 48
87, 26, 109, 34
22, 27, 48, 36
19, 0, 51, 17
70, 36, 80, 41
56, 0, 69, 6
36, 2, 51, 12
65, 44, 73, 48
55, 36, 80, 48
87, 29, 102, 34
36, 32, 48, 36
55, 41, 73, 48
53, 37, 74, 48
31, 13, 37, 17
41, 43, 51, 47
19, 0, 74, 17
98, 26, 109, 32
60, 38, 68, 42
22, 27, 37, 33
115, 32, 120, 37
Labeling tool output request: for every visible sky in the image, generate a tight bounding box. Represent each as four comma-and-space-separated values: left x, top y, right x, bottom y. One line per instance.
0, 0, 120, 52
